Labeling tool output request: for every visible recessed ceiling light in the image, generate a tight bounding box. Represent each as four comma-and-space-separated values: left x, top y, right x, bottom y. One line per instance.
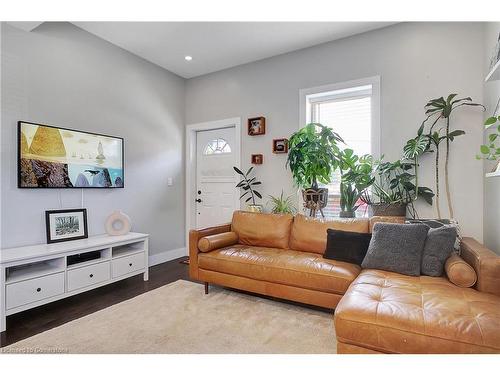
184, 56, 193, 61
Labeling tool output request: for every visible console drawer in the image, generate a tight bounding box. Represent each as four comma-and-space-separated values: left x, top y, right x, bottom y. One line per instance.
6, 272, 65, 310
67, 262, 110, 292
112, 252, 145, 278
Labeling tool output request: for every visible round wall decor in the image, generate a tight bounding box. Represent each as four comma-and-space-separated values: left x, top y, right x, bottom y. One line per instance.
105, 210, 131, 236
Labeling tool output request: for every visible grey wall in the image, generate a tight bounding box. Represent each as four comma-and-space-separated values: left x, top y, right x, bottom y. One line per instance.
186, 22, 485, 241
0, 22, 186, 257
483, 22, 500, 254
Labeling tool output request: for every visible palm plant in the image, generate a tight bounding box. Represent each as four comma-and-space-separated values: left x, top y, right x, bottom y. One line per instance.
425, 129, 446, 219
422, 94, 484, 218
267, 191, 297, 215
234, 167, 262, 206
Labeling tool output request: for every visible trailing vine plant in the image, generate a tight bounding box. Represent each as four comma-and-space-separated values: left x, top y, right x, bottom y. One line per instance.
477, 98, 500, 165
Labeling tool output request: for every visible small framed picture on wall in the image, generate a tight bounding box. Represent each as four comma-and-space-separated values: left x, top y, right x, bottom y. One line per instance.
272, 138, 288, 154
248, 117, 266, 136
251, 154, 263, 164
45, 208, 88, 244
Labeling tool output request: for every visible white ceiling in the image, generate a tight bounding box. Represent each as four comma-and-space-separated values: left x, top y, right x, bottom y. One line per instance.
73, 22, 394, 79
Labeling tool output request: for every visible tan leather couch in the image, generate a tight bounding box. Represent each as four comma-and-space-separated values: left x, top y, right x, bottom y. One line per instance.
189, 211, 500, 354
335, 238, 500, 354
189, 210, 375, 308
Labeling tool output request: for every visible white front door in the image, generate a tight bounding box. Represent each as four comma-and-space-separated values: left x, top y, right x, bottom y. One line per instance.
195, 127, 239, 229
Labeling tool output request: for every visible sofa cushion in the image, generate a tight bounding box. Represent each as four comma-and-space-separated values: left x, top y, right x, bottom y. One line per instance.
198, 232, 239, 253
445, 253, 477, 288
198, 244, 361, 294
231, 211, 293, 249
369, 216, 406, 232
289, 214, 369, 254
334, 269, 500, 353
361, 223, 429, 276
407, 218, 462, 250
324, 229, 371, 265
421, 225, 457, 276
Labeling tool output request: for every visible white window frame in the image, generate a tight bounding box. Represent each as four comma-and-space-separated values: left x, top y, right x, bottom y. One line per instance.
297, 76, 381, 216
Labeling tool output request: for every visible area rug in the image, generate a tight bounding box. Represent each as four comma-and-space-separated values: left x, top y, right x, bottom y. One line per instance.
2, 280, 337, 354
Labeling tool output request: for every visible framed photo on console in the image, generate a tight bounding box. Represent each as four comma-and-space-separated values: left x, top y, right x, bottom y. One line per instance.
45, 208, 88, 244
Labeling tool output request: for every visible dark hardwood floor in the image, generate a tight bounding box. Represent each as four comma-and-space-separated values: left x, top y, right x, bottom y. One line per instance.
0, 256, 191, 347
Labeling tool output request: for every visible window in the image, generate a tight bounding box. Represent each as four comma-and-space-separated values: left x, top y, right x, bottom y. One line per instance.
301, 78, 379, 218
203, 138, 231, 155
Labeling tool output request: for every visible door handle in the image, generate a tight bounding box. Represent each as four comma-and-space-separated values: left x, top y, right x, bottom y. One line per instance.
195, 198, 202, 203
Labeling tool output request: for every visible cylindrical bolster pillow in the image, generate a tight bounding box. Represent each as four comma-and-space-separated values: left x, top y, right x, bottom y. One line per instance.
198, 232, 239, 252
445, 253, 477, 288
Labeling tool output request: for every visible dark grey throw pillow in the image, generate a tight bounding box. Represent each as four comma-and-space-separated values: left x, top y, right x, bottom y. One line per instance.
421, 226, 457, 277
406, 218, 461, 250
361, 223, 429, 276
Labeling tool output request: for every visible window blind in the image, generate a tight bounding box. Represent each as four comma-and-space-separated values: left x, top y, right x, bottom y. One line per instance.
309, 90, 372, 218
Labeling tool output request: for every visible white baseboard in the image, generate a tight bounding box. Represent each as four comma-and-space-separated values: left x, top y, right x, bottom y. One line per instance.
149, 247, 187, 266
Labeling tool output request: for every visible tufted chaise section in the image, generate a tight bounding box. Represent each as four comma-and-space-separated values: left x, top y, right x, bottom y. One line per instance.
334, 269, 500, 353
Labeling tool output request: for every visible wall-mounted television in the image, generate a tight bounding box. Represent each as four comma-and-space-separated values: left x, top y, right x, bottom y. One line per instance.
18, 121, 124, 188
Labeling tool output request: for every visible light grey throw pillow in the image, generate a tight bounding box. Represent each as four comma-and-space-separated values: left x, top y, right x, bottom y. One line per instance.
421, 225, 457, 277
361, 223, 429, 276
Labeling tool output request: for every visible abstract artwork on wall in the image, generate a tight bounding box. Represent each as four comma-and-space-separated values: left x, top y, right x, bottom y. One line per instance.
18, 121, 124, 188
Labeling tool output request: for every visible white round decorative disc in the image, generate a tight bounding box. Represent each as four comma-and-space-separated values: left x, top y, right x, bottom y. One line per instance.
105, 210, 131, 236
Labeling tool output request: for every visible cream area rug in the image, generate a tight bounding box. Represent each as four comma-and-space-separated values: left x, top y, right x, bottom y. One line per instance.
2, 280, 337, 354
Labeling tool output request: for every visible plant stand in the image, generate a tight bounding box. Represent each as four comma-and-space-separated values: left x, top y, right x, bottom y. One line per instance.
302, 188, 328, 218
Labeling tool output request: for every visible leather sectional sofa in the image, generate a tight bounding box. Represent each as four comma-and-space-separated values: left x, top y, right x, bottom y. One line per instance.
189, 211, 500, 354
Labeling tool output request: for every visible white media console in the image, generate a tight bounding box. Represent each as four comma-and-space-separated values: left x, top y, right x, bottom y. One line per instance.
0, 232, 149, 332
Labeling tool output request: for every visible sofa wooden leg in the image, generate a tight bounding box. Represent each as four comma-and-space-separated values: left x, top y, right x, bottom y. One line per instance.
204, 282, 209, 294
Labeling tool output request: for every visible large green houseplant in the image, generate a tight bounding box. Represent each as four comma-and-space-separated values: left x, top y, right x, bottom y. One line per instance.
361, 157, 434, 218
286, 123, 343, 216
422, 94, 484, 218
338, 149, 374, 218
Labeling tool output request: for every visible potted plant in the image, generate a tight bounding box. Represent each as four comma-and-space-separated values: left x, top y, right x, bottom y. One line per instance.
422, 94, 484, 218
362, 157, 433, 218
267, 190, 297, 215
234, 166, 263, 212
338, 149, 374, 218
286, 123, 343, 217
